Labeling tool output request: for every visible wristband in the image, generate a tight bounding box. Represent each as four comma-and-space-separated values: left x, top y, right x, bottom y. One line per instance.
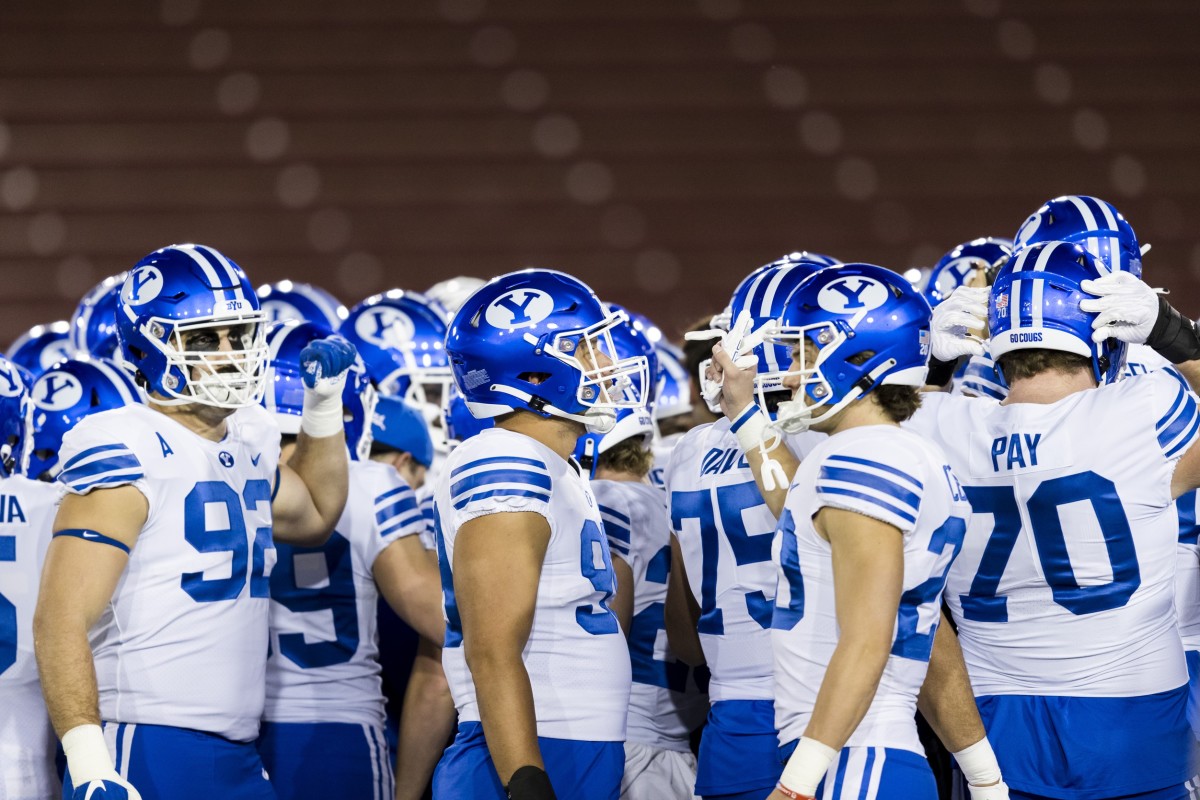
953, 737, 1002, 786
774, 784, 816, 800
779, 737, 838, 797
62, 724, 115, 785
506, 765, 556, 800
925, 355, 960, 388
1146, 294, 1200, 364
731, 402, 770, 454
300, 383, 345, 438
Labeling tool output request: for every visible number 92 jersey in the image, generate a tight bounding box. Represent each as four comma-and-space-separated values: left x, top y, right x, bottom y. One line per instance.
906, 370, 1196, 698
433, 428, 631, 741
772, 426, 969, 754
57, 403, 281, 742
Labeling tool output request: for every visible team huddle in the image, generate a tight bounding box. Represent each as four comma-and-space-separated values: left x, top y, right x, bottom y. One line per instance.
0, 193, 1196, 800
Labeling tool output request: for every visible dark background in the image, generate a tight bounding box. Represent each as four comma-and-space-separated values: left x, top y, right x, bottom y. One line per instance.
1, 0, 1196, 345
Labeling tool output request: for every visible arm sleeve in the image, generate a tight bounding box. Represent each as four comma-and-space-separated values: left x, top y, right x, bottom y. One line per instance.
812, 436, 926, 535
56, 417, 149, 499
446, 443, 554, 531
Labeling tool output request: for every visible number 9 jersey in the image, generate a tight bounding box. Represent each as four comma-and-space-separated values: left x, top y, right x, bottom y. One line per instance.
57, 403, 281, 742
432, 427, 631, 741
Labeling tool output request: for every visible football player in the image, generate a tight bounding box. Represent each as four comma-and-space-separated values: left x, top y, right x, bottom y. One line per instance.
575, 308, 708, 799
33, 244, 355, 800
912, 241, 1200, 799
0, 357, 62, 799
664, 254, 833, 800
431, 269, 645, 800
257, 322, 445, 800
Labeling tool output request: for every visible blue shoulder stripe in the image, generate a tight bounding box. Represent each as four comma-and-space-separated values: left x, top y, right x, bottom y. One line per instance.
450, 468, 552, 499
59, 454, 142, 484
1158, 392, 1199, 453
1165, 407, 1200, 459
374, 484, 410, 505
817, 465, 921, 511
452, 487, 551, 510
63, 471, 146, 493
376, 493, 419, 526
599, 504, 631, 525
380, 511, 426, 539
823, 454, 923, 491
60, 443, 130, 472
450, 456, 547, 478
600, 506, 632, 545
1156, 383, 1188, 432
816, 485, 917, 526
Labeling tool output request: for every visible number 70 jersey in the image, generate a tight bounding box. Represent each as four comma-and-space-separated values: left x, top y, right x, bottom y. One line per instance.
907, 370, 1197, 697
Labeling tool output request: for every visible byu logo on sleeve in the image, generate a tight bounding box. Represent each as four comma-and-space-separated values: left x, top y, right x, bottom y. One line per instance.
817, 277, 889, 325
354, 307, 415, 349
33, 371, 82, 411
484, 289, 555, 331
124, 266, 164, 306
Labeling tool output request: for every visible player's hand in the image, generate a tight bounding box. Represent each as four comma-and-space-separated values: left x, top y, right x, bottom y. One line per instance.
299, 335, 357, 396
72, 778, 143, 800
966, 779, 1010, 800
710, 342, 756, 419
930, 286, 988, 361
1080, 271, 1161, 344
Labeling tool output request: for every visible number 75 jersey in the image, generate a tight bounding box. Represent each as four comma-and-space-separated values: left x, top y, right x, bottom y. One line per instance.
906, 369, 1197, 697
57, 403, 282, 742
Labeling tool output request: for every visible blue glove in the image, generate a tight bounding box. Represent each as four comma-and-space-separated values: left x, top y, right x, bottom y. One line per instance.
72, 779, 143, 799
299, 335, 357, 390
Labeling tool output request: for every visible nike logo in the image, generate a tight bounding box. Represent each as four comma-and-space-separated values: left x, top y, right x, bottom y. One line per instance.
251, 453, 261, 467
82, 532, 98, 539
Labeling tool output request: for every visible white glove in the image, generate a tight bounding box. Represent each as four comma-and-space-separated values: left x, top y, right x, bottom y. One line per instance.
686, 311, 765, 411
930, 286, 988, 362
63, 725, 143, 800
1079, 271, 1162, 344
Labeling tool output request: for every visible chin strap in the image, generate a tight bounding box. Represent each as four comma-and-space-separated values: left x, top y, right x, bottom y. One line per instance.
489, 384, 616, 433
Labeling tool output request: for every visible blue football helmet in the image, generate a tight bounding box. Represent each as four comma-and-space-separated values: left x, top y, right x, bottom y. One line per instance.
441, 382, 493, 447
71, 273, 128, 359
256, 280, 348, 329
924, 237, 1014, 307
1014, 195, 1142, 277
446, 269, 649, 434
6, 321, 74, 377
263, 320, 376, 461
654, 342, 693, 422
574, 304, 658, 477
989, 240, 1126, 385
339, 290, 453, 424
0, 356, 33, 477
765, 264, 932, 433
117, 244, 270, 408
371, 395, 434, 467
28, 357, 144, 481
701, 253, 838, 415
710, 251, 842, 332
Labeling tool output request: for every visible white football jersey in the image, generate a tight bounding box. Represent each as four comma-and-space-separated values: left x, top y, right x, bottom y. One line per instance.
664, 418, 821, 702
907, 370, 1195, 697
594, 479, 708, 751
649, 432, 683, 490
0, 476, 60, 799
433, 428, 631, 740
772, 425, 970, 754
57, 403, 282, 741
265, 459, 425, 726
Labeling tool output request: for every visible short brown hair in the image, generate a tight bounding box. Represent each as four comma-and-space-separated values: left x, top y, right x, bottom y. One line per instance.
597, 438, 654, 478
846, 350, 922, 423
996, 349, 1091, 384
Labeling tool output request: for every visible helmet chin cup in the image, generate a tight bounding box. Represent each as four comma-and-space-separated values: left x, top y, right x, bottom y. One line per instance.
773, 398, 815, 434
585, 409, 617, 435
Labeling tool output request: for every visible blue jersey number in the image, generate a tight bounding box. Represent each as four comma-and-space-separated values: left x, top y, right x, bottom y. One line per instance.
629, 544, 690, 692
271, 533, 360, 668
892, 515, 965, 661
181, 479, 274, 602
962, 470, 1141, 621
0, 535, 14, 675
671, 481, 774, 636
